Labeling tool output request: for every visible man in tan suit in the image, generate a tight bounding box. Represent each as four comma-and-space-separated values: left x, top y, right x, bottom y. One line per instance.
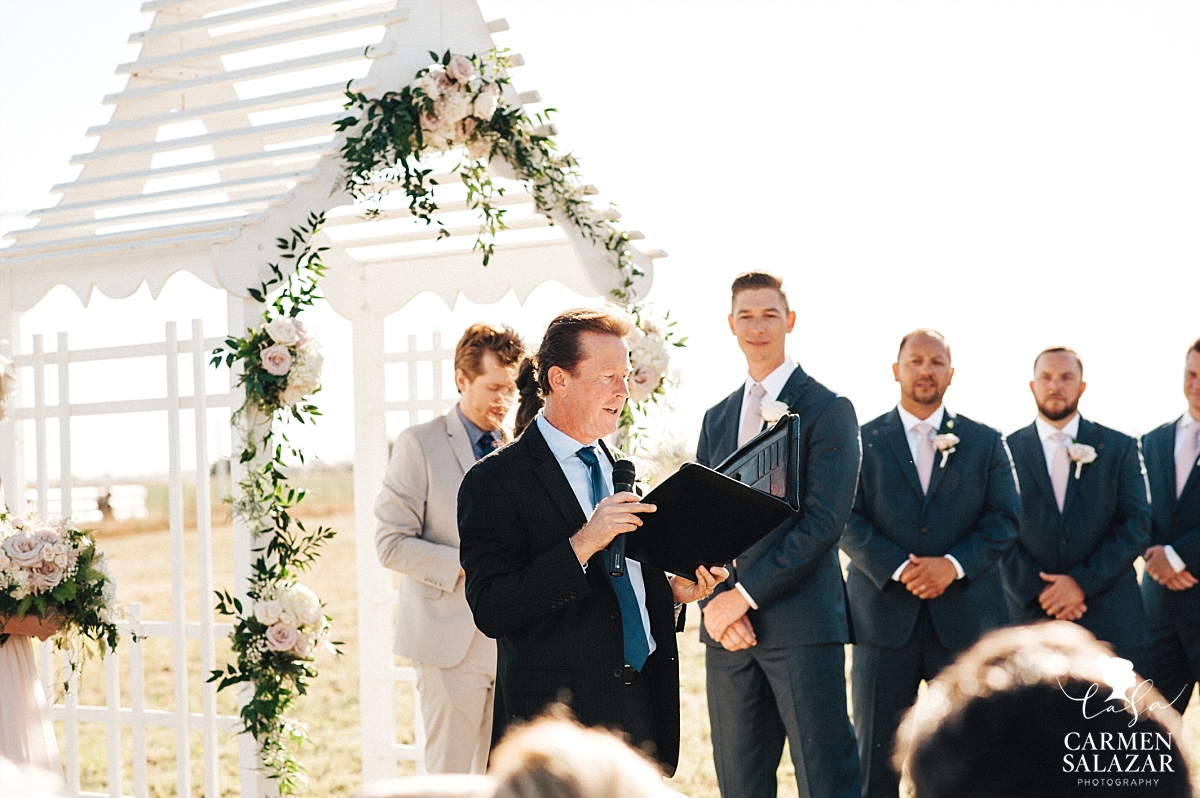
375, 323, 526, 774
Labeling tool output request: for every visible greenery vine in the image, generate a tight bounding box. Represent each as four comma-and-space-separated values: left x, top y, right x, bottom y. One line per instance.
209, 212, 340, 792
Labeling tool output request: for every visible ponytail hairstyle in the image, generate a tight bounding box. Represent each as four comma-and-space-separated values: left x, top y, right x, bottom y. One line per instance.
512, 307, 634, 438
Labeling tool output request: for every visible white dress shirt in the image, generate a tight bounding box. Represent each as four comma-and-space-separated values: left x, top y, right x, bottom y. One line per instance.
890, 404, 964, 582
534, 413, 656, 656
731, 357, 796, 610
1034, 412, 1081, 474
1163, 411, 1200, 573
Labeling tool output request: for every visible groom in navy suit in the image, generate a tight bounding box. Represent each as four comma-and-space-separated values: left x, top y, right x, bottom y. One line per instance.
1140, 339, 1200, 710
841, 329, 1019, 798
697, 271, 861, 798
1001, 347, 1150, 664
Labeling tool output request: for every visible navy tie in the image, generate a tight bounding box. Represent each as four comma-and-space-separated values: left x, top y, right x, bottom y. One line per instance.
576, 446, 650, 671
477, 433, 498, 458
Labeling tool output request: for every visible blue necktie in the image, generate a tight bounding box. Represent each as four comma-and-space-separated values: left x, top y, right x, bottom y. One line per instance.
476, 433, 498, 459
576, 446, 650, 671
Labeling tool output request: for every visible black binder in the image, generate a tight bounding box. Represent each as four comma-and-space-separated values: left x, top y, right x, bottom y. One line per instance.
623, 415, 800, 576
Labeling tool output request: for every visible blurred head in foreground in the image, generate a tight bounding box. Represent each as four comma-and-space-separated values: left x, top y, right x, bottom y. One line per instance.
490, 716, 680, 798
356, 774, 494, 798
895, 622, 1192, 798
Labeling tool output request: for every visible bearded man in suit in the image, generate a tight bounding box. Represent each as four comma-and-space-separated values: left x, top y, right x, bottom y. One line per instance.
1001, 347, 1151, 665
841, 329, 1019, 798
1140, 338, 1200, 710
696, 271, 861, 798
458, 307, 724, 776
375, 322, 525, 774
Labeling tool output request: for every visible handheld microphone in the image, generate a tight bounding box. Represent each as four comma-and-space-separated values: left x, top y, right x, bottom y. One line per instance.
609, 459, 637, 577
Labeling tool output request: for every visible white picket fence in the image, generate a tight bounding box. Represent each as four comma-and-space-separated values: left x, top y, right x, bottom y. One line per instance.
5, 317, 261, 798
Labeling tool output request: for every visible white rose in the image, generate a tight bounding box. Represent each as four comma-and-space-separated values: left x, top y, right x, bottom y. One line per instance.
3, 531, 45, 568
411, 73, 441, 100
760, 400, 789, 425
472, 83, 500, 120
0, 550, 10, 570
446, 54, 475, 83
253, 599, 282, 626
436, 90, 472, 124
264, 623, 300, 653
282, 584, 322, 626
1068, 443, 1097, 464
628, 366, 662, 404
265, 317, 299, 346
933, 433, 960, 451
279, 609, 299, 627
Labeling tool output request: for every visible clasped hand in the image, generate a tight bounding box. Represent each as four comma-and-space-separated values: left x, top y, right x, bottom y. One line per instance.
569, 492, 656, 565
1144, 545, 1199, 592
1038, 572, 1087, 620
898, 554, 956, 599
670, 565, 730, 604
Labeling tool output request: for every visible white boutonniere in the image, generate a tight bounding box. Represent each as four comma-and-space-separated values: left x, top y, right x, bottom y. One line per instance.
1068, 442, 1097, 479
933, 433, 960, 468
761, 399, 789, 425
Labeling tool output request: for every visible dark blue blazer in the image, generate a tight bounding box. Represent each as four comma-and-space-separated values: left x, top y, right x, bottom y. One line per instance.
841, 409, 1019, 651
696, 365, 860, 648
1140, 418, 1200, 625
1001, 418, 1150, 655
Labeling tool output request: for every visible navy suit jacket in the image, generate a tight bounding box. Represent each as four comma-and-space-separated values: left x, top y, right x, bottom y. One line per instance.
1001, 418, 1151, 656
1140, 418, 1200, 625
696, 365, 860, 648
842, 409, 1019, 651
458, 422, 682, 773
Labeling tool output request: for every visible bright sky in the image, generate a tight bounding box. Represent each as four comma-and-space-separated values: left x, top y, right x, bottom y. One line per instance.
1, 0, 1198, 480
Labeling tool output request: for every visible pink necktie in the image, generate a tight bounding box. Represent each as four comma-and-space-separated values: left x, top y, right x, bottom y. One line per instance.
1178, 424, 1200, 498
739, 383, 767, 447
915, 423, 935, 495
1051, 431, 1070, 512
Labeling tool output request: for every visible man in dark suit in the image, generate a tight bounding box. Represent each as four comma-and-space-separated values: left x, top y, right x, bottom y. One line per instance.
697, 271, 861, 798
458, 307, 724, 776
841, 329, 1019, 798
1001, 346, 1151, 664
1140, 338, 1200, 710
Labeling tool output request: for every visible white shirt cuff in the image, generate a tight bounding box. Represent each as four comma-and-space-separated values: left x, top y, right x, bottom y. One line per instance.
1164, 545, 1186, 574
734, 582, 759, 610
945, 554, 966, 580
891, 560, 909, 581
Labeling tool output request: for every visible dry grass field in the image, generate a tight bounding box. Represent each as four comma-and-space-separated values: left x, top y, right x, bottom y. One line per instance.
56, 471, 1199, 796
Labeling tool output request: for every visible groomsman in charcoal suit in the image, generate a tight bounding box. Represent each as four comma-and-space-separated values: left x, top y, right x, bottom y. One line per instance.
697, 271, 861, 798
458, 308, 724, 776
1001, 347, 1151, 665
1140, 339, 1200, 710
841, 329, 1019, 798
374, 323, 525, 774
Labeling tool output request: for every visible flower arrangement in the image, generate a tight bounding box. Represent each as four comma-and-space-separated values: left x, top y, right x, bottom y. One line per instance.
617, 311, 686, 453
0, 514, 119, 683
210, 214, 339, 792
761, 400, 790, 425
933, 433, 960, 468
1068, 442, 1097, 479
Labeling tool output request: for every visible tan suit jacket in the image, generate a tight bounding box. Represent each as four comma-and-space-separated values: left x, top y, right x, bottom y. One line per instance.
375, 408, 496, 668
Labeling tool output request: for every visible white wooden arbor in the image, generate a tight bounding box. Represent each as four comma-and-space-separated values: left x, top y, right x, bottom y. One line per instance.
0, 0, 665, 794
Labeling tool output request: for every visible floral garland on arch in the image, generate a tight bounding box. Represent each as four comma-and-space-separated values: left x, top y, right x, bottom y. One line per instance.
336, 49, 686, 450
209, 212, 339, 793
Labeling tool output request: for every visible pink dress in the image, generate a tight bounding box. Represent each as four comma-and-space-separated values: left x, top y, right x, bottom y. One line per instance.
0, 634, 60, 771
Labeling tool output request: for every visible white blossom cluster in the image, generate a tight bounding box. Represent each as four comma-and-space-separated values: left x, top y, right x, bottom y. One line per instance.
258, 317, 323, 408
626, 318, 672, 404
251, 582, 331, 661
410, 54, 501, 156
0, 516, 84, 600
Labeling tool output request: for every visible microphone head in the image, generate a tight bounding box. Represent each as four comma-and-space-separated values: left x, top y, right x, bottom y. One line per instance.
612, 458, 637, 491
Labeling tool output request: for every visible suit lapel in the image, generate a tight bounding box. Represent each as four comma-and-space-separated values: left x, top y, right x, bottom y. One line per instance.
443, 406, 476, 474
1062, 417, 1098, 516
882, 408, 925, 500
524, 423, 589, 532
1013, 424, 1058, 510
922, 409, 956, 506
715, 387, 743, 462
1151, 422, 1178, 511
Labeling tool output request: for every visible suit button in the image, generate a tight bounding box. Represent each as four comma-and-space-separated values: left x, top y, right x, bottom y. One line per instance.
920, 527, 930, 534
610, 612, 619, 620
570, 592, 577, 599
613, 669, 623, 679
1061, 538, 1069, 545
